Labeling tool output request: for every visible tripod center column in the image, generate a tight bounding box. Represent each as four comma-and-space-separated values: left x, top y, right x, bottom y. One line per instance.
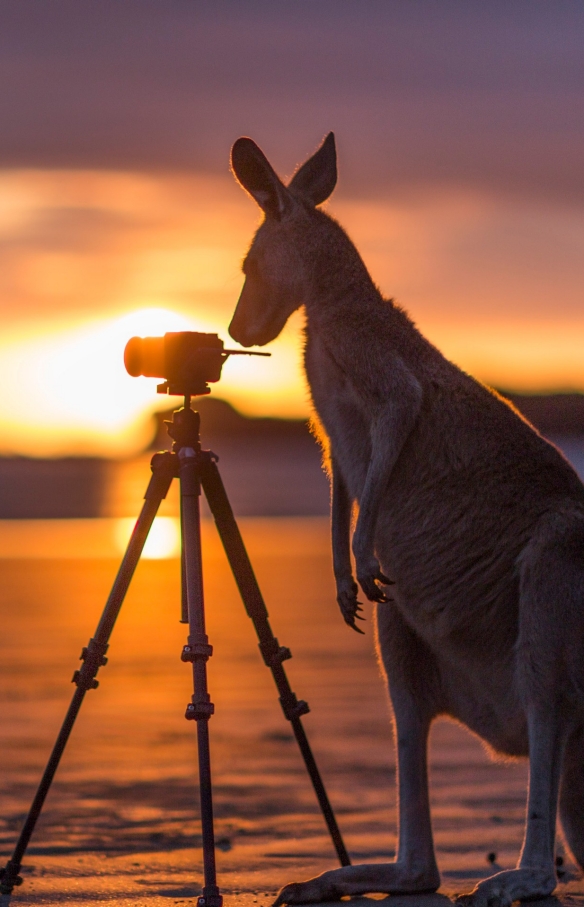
175, 410, 222, 907
179, 445, 213, 716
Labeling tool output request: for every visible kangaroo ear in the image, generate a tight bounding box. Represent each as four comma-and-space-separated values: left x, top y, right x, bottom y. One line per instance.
288, 132, 337, 207
231, 137, 291, 220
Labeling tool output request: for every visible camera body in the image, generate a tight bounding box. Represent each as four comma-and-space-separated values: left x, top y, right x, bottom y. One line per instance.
124, 332, 227, 396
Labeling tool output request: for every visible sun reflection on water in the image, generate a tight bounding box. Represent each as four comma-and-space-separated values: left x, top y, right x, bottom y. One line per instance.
114, 516, 180, 560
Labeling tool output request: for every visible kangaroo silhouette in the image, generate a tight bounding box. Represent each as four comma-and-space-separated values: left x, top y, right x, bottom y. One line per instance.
229, 132, 584, 907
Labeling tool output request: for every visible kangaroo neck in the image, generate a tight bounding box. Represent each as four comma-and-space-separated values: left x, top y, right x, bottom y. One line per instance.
299, 212, 387, 318
302, 253, 429, 374
306, 253, 370, 307
303, 254, 393, 338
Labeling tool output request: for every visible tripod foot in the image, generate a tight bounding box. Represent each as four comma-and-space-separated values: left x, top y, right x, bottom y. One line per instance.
198, 890, 223, 907
0, 861, 23, 896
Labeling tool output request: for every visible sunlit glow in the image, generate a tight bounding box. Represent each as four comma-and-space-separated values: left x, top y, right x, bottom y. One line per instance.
114, 516, 180, 559
421, 317, 584, 392
0, 168, 582, 456
0, 305, 306, 456
0, 308, 197, 456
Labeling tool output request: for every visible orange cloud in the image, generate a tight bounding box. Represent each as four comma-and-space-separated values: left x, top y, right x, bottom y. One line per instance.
0, 169, 581, 456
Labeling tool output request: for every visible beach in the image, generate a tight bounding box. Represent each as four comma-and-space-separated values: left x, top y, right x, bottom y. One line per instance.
1, 517, 584, 906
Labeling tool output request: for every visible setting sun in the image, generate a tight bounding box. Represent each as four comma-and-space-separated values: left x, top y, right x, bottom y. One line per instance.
0, 303, 307, 457
0, 168, 582, 458
0, 308, 194, 456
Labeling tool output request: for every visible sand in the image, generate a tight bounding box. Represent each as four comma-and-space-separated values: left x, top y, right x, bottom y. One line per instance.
1, 518, 583, 906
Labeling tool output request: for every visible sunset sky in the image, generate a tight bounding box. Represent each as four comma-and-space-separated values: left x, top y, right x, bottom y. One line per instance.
0, 1, 583, 456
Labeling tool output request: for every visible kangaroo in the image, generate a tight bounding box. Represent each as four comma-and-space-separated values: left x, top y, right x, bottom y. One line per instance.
228, 132, 584, 907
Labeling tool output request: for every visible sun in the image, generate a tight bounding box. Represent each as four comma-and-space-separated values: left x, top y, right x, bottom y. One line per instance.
0, 307, 216, 456
0, 304, 307, 457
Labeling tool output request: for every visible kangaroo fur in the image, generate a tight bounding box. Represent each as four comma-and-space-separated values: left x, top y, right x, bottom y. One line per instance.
228, 132, 584, 907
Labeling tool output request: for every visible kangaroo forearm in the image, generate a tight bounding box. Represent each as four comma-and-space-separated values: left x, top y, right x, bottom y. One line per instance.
352, 362, 422, 562
353, 410, 418, 561
331, 461, 353, 581
331, 461, 363, 629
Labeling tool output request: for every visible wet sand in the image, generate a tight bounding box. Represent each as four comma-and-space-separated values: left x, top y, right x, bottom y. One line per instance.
1, 518, 583, 906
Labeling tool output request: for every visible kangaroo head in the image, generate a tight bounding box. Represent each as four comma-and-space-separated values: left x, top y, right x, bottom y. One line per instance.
229, 132, 337, 346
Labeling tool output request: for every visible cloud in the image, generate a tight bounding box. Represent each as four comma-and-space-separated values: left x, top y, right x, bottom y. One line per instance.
0, 1, 583, 202
0, 169, 255, 320
0, 3, 582, 454
0, 167, 582, 410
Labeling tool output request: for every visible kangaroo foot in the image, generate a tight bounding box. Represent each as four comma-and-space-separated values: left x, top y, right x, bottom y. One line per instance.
273, 862, 440, 905
455, 868, 557, 907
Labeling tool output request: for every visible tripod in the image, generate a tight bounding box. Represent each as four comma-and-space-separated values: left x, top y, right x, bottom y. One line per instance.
0, 396, 350, 903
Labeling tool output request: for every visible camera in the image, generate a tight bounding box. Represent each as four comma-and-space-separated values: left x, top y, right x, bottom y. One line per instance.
124, 331, 269, 396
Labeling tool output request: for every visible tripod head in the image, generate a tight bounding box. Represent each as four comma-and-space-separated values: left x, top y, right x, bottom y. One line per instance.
124, 331, 270, 398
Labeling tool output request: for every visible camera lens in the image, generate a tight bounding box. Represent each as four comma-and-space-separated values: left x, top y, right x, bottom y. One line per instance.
124, 336, 166, 378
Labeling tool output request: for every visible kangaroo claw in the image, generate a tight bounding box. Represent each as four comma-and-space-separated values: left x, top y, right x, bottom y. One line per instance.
357, 564, 396, 603
337, 584, 366, 632
346, 616, 365, 634
273, 880, 335, 906
358, 575, 389, 602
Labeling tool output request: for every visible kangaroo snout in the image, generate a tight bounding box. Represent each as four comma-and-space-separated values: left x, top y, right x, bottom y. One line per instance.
229, 277, 293, 348
228, 279, 262, 347
228, 310, 253, 347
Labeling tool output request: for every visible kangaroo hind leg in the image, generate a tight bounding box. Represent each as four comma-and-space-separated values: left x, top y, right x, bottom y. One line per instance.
273, 604, 442, 905
555, 516, 584, 866
458, 515, 584, 907
560, 724, 584, 869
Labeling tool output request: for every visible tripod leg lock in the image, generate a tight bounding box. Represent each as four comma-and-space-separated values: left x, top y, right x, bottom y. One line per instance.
181, 642, 213, 662
185, 697, 215, 720
258, 638, 292, 668
279, 692, 310, 721
72, 638, 109, 691
0, 859, 23, 894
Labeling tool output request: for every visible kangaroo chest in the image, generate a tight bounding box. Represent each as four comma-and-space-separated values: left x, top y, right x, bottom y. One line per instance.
304, 331, 372, 499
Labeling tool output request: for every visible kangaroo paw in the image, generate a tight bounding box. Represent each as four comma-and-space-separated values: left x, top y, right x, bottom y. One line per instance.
337, 582, 365, 634
355, 554, 394, 603
357, 570, 394, 603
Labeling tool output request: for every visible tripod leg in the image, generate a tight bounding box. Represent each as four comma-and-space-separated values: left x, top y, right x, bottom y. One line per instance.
200, 454, 351, 868
0, 451, 176, 896
177, 445, 222, 907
